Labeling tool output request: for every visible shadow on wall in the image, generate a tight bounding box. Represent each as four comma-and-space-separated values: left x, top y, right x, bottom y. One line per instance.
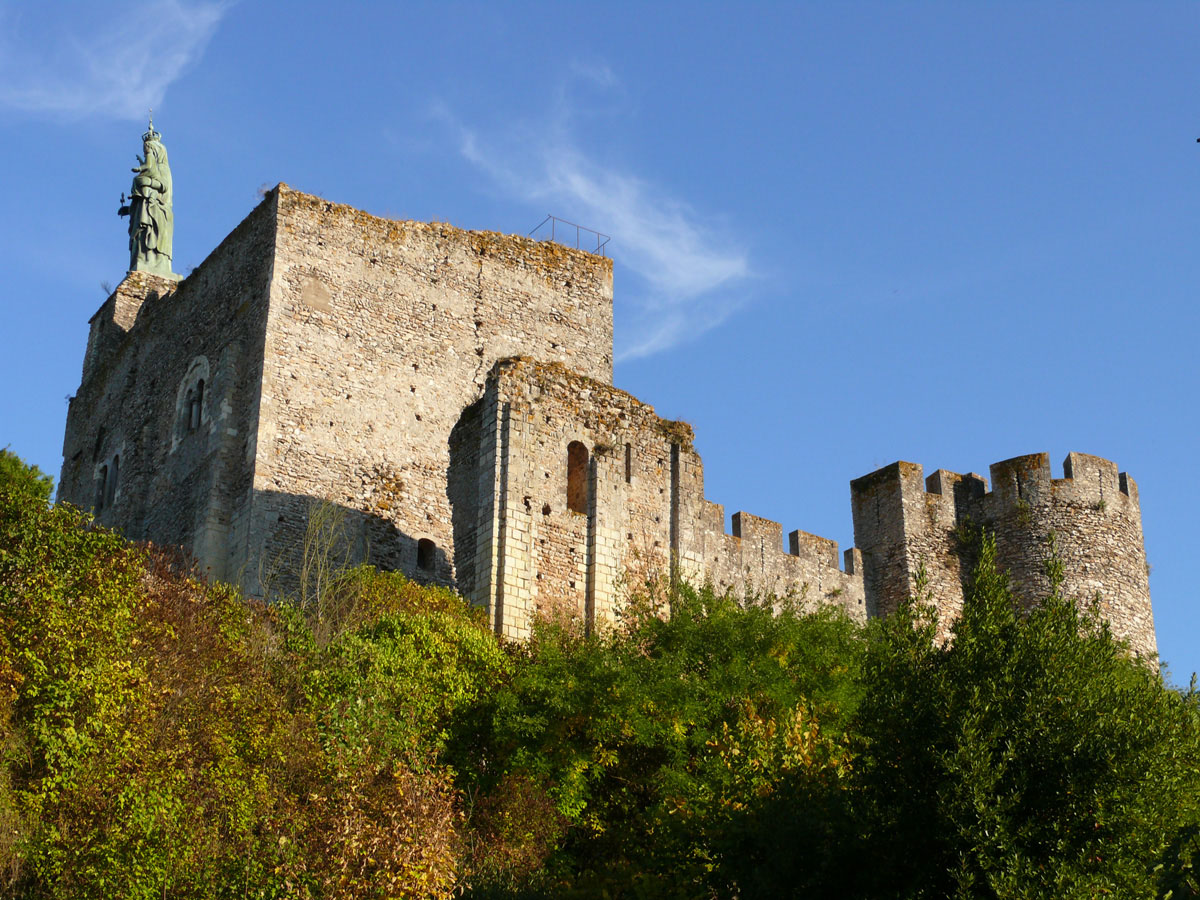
246, 489, 452, 603
447, 397, 485, 606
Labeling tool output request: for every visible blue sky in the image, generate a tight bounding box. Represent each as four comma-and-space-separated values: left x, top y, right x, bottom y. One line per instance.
1, 1, 1196, 682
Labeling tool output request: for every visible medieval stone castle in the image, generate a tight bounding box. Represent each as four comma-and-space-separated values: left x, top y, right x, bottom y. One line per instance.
58, 167, 1157, 659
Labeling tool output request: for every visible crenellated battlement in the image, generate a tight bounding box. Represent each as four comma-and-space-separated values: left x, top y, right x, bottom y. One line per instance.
732, 511, 782, 548
854, 453, 1140, 531
686, 508, 865, 618
1060, 451, 1138, 505
713, 511, 860, 577
851, 452, 1154, 656
983, 452, 1138, 512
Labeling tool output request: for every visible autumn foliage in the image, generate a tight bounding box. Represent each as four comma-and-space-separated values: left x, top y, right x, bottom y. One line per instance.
0, 449, 1197, 898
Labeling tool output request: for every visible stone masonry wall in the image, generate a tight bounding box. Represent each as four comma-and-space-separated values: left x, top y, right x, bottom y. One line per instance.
246, 186, 614, 597
981, 453, 1154, 659
851, 453, 1155, 658
468, 358, 865, 640
850, 461, 982, 640
60, 194, 279, 582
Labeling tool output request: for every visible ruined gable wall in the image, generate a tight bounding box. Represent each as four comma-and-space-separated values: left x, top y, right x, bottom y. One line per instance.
467, 358, 681, 638
59, 193, 279, 581
471, 358, 864, 640
851, 453, 1154, 658
247, 186, 614, 597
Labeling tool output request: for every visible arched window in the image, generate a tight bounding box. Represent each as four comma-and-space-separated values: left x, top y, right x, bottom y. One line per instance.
173, 357, 211, 449
567, 441, 588, 514
417, 538, 436, 571
106, 455, 119, 507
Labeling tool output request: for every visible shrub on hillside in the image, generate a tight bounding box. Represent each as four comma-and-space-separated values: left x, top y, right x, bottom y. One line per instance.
844, 536, 1200, 900
0, 486, 471, 898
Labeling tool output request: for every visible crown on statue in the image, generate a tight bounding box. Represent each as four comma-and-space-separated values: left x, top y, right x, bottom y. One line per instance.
142, 112, 161, 144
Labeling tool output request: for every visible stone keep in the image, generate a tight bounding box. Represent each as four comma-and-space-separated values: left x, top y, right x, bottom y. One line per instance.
59, 184, 1156, 658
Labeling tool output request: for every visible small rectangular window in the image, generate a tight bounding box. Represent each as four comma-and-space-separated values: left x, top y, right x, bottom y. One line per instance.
417, 538, 436, 571
567, 441, 589, 514
624, 443, 632, 484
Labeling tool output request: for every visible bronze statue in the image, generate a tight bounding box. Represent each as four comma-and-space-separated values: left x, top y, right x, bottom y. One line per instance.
119, 114, 174, 277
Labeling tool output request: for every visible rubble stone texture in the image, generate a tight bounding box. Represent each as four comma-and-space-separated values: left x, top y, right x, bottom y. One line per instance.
850, 453, 1155, 658
59, 185, 1156, 659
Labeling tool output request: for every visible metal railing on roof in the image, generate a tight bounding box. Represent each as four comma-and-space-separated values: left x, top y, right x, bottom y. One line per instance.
528, 214, 611, 257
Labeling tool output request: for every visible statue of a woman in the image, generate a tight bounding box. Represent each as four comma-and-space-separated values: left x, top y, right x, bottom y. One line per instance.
119, 117, 174, 277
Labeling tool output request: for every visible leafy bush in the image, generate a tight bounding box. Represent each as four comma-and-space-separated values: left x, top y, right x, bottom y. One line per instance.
0, 449, 52, 503
299, 566, 511, 769
0, 487, 471, 898
848, 536, 1200, 900
451, 584, 865, 896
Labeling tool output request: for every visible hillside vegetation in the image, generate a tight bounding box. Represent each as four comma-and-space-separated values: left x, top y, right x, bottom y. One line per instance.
0, 452, 1197, 899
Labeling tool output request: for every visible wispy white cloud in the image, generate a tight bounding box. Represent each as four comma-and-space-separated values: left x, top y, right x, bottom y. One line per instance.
567, 60, 618, 89
441, 77, 753, 360
0, 0, 228, 120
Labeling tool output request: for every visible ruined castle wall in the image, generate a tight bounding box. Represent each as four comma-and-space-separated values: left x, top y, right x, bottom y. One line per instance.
60, 181, 1153, 659
471, 358, 864, 639
849, 462, 988, 640
59, 194, 279, 582
851, 462, 927, 622
850, 453, 1154, 658
246, 186, 615, 597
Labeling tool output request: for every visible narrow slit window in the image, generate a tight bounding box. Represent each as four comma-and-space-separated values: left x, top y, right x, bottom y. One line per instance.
417, 538, 436, 571
624, 442, 632, 484
106, 455, 119, 507
567, 441, 588, 514
95, 465, 108, 512
189, 379, 205, 432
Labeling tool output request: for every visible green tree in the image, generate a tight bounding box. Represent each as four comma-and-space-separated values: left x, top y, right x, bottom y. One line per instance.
848, 535, 1200, 900
277, 565, 510, 899
0, 486, 314, 898
452, 583, 865, 898
0, 448, 52, 503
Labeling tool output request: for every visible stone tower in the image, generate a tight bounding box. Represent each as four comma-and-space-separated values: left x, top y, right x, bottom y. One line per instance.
61, 185, 613, 594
